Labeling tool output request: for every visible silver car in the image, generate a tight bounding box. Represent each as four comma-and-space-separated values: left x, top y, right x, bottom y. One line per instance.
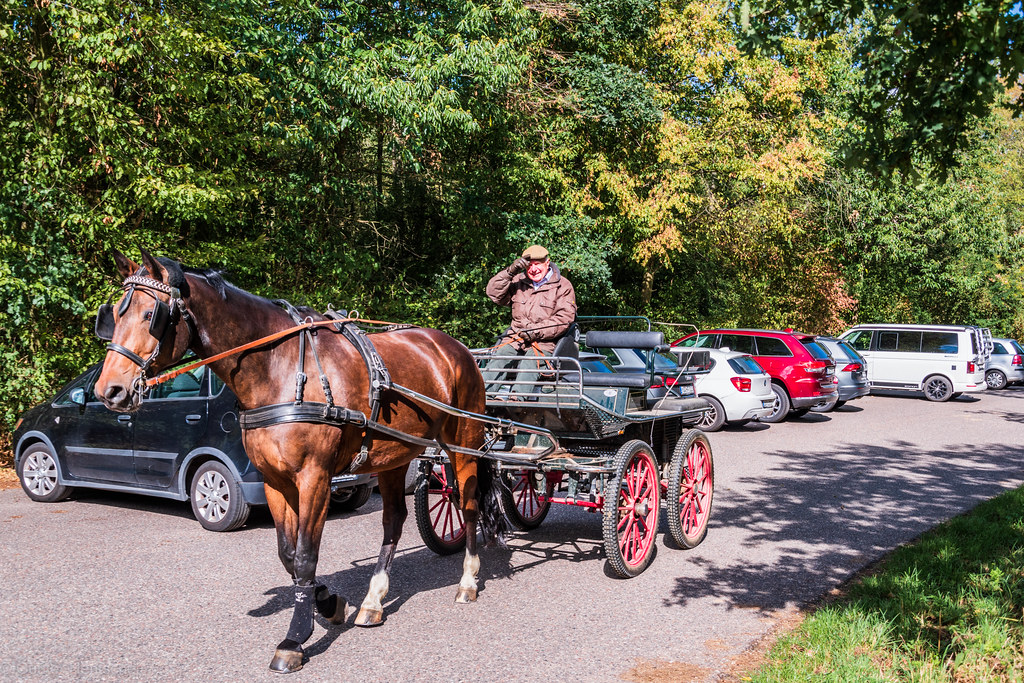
984, 338, 1024, 389
812, 337, 869, 412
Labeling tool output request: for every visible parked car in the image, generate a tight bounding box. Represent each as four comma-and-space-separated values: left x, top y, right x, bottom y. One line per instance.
840, 324, 988, 401
810, 337, 870, 412
673, 348, 774, 431
581, 344, 688, 404
984, 338, 1024, 389
672, 328, 838, 423
12, 362, 374, 531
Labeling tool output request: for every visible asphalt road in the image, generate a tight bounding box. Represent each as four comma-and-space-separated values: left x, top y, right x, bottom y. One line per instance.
2, 389, 1023, 682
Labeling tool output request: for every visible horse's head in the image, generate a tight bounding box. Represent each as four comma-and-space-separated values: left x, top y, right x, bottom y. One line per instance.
94, 249, 195, 412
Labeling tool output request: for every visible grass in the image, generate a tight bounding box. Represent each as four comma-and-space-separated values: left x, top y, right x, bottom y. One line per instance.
747, 488, 1024, 682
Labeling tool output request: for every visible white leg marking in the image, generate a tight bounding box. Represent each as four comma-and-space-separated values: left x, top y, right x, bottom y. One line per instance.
360, 571, 390, 612
459, 549, 480, 591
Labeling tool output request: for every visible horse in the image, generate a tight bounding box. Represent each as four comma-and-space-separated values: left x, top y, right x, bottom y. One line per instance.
93, 249, 500, 673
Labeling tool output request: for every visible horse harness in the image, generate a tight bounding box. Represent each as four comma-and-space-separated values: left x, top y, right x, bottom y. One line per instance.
98, 277, 484, 467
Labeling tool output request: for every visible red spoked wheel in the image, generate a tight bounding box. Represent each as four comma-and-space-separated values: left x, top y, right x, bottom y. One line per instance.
667, 429, 714, 549
602, 440, 661, 578
499, 469, 555, 530
414, 461, 467, 555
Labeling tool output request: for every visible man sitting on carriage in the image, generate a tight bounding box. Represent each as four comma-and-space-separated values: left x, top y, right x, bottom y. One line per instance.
484, 244, 577, 394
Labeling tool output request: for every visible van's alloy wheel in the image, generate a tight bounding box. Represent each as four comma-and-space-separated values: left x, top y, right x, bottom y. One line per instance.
923, 375, 954, 402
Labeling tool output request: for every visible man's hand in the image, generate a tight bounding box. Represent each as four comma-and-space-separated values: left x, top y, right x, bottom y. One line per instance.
507, 257, 529, 275
517, 329, 537, 344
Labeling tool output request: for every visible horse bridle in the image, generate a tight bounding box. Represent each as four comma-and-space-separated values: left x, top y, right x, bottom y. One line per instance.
96, 274, 196, 395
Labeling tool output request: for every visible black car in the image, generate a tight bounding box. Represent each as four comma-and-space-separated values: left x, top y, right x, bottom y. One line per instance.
12, 362, 374, 531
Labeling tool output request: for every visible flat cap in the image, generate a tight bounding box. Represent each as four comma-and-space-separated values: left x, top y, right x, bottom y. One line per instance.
522, 244, 549, 260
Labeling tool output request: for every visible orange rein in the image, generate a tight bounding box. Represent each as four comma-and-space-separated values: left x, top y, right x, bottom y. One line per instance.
145, 317, 403, 388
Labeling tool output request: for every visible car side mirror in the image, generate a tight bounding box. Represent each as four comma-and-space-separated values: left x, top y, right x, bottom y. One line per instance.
70, 388, 86, 406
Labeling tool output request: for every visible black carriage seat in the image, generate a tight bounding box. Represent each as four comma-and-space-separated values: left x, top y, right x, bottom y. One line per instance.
576, 330, 668, 390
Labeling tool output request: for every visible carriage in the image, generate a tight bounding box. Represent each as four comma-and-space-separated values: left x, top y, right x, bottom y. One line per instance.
412, 318, 716, 578
93, 253, 716, 672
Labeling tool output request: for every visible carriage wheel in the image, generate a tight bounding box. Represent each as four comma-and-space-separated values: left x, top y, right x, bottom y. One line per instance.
499, 469, 555, 531
414, 461, 467, 555
667, 429, 714, 549
602, 440, 660, 578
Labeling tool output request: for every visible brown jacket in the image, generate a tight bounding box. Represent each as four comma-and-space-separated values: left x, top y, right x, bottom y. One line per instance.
486, 263, 577, 353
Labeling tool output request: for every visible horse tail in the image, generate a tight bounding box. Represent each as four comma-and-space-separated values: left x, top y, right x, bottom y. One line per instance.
476, 459, 508, 547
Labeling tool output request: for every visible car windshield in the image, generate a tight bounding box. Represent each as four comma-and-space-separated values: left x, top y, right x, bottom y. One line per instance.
728, 356, 764, 374
628, 349, 678, 372
677, 334, 716, 348
580, 358, 614, 373
801, 340, 831, 360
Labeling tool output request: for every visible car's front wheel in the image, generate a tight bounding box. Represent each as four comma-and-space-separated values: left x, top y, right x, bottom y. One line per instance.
17, 443, 71, 503
190, 461, 250, 532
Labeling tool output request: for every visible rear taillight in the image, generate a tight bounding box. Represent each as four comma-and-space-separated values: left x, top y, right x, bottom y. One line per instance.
841, 362, 862, 372
650, 378, 664, 389
967, 362, 976, 373
1014, 354, 1022, 366
664, 377, 677, 386
731, 377, 752, 392
801, 360, 829, 374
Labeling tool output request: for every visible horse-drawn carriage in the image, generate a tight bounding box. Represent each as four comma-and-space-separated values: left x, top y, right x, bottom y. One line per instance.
92, 252, 716, 672
413, 318, 715, 578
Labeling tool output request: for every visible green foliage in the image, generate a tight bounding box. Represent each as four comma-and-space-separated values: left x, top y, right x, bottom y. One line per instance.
1, 0, 1024, 451
737, 0, 1024, 177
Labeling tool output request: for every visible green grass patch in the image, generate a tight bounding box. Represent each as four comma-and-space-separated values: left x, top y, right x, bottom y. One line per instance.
749, 488, 1024, 682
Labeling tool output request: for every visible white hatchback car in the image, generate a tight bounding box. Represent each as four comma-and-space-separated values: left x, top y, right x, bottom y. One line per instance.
683, 348, 775, 431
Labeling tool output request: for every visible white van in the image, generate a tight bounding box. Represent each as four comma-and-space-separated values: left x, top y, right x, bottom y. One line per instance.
840, 324, 989, 402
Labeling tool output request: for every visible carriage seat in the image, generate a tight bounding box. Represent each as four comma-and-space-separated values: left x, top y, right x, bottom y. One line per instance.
580, 373, 650, 389
582, 330, 665, 351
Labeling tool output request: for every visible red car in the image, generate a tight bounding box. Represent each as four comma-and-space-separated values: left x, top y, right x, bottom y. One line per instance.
672, 329, 838, 423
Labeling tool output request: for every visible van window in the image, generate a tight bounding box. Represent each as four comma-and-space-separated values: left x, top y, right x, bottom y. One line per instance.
921, 332, 958, 354
844, 331, 871, 351
878, 331, 922, 352
719, 334, 755, 354
756, 336, 793, 357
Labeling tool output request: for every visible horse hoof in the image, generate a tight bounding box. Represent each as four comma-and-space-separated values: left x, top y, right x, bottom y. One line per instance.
269, 647, 304, 674
455, 586, 478, 603
354, 607, 384, 627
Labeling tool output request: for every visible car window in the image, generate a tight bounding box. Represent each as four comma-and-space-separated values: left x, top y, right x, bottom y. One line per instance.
651, 350, 678, 371
580, 359, 614, 373
210, 371, 226, 395
921, 332, 957, 354
728, 356, 764, 374
149, 366, 206, 400
1012, 340, 1024, 355
844, 330, 871, 351
677, 334, 716, 348
992, 342, 1007, 355
755, 336, 792, 357
718, 334, 755, 354
835, 341, 865, 363
801, 340, 830, 360
54, 368, 99, 405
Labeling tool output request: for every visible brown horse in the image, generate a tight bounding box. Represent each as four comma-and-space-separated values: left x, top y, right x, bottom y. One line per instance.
93, 250, 498, 673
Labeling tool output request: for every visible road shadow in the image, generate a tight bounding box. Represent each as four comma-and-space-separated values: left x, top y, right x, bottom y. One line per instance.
664, 440, 1024, 613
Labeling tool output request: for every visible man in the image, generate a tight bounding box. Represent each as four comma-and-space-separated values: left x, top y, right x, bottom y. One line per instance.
484, 244, 577, 394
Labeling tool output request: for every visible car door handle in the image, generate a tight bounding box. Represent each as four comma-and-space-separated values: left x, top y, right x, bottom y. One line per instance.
185, 414, 202, 424
117, 415, 132, 423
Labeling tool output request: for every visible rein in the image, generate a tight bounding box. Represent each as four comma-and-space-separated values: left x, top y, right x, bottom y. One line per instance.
145, 316, 404, 388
